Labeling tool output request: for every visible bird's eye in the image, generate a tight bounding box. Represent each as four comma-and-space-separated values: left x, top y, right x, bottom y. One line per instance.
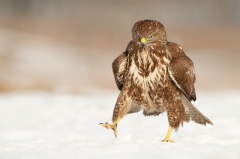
149, 35, 153, 39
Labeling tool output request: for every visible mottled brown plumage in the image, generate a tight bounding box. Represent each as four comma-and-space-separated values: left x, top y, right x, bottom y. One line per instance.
101, 20, 213, 141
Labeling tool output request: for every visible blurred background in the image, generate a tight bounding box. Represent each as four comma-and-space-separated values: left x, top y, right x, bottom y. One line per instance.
0, 0, 240, 93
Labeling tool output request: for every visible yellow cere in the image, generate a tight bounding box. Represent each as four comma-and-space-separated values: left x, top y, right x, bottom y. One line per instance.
141, 38, 146, 43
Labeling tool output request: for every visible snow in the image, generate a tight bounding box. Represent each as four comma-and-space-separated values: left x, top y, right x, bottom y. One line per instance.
0, 90, 240, 159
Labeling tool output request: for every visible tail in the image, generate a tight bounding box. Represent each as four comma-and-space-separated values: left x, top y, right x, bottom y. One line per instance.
181, 93, 213, 125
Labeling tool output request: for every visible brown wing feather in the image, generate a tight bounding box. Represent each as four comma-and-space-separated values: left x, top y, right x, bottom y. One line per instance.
167, 42, 197, 101
112, 41, 132, 90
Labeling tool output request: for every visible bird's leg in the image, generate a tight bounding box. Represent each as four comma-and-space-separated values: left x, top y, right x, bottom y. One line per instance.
162, 126, 174, 142
100, 87, 132, 137
100, 117, 121, 137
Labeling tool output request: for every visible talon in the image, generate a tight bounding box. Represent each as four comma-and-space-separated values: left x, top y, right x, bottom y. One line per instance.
114, 128, 118, 138
100, 117, 121, 137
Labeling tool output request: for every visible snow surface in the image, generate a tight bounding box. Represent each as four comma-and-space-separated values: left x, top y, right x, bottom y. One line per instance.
0, 90, 240, 159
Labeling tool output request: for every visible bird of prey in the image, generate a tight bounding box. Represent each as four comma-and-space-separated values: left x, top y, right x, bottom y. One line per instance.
100, 20, 213, 142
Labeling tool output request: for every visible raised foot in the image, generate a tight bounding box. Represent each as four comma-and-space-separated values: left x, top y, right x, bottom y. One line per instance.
99, 117, 120, 137
99, 122, 118, 137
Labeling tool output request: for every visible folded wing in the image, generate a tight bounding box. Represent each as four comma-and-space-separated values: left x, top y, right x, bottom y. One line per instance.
168, 55, 196, 101
112, 41, 132, 91
167, 42, 196, 101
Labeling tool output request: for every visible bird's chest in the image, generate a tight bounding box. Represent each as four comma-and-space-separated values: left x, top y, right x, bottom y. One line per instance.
128, 51, 170, 101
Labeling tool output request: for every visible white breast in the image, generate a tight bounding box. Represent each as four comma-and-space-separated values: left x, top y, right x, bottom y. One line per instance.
129, 52, 169, 90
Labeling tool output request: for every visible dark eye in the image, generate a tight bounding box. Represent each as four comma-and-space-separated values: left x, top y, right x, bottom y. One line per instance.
149, 35, 153, 39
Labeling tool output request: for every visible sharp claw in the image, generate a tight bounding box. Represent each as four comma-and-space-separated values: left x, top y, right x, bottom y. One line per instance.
100, 120, 119, 138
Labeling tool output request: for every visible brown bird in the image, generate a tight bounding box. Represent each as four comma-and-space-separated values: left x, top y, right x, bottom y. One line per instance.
100, 20, 213, 142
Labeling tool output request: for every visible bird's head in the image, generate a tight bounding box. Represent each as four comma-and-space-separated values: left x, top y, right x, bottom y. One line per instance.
132, 20, 167, 49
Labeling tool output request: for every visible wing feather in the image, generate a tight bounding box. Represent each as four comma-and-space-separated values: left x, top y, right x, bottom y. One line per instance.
112, 41, 132, 90
167, 42, 197, 101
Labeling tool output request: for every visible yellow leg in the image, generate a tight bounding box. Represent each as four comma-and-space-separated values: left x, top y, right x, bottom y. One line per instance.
100, 117, 121, 137
162, 126, 174, 142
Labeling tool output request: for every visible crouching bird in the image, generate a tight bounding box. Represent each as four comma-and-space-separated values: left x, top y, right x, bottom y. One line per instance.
100, 20, 213, 142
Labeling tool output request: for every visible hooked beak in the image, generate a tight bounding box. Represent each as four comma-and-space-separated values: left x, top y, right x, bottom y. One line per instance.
141, 37, 146, 49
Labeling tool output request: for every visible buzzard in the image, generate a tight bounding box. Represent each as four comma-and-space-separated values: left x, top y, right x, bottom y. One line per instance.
100, 20, 213, 142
